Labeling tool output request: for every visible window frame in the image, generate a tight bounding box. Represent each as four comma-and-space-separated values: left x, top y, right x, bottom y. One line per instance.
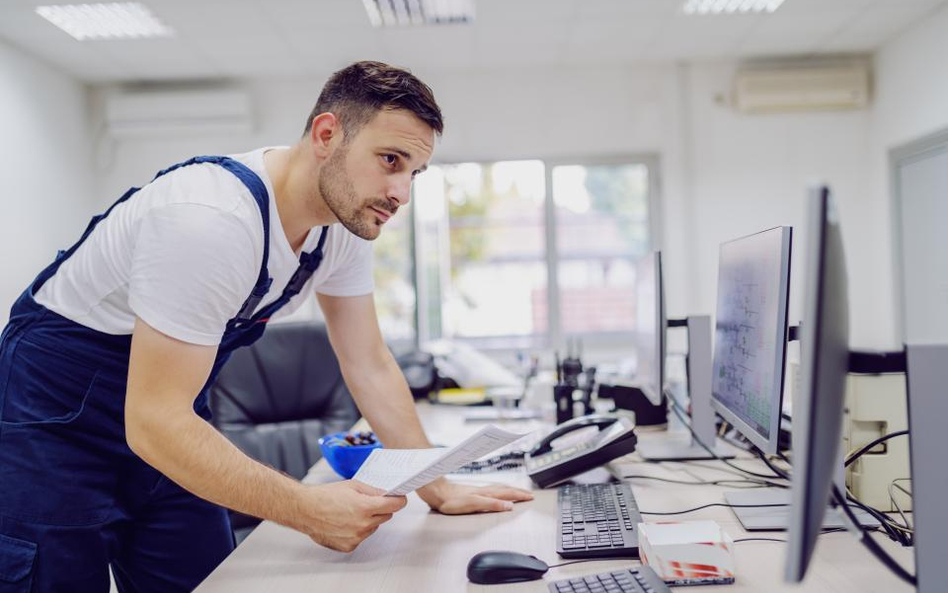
407, 154, 663, 353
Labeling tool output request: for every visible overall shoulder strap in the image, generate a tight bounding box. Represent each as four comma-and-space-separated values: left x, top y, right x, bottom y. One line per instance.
32, 155, 272, 300
187, 157, 274, 325
237, 226, 331, 327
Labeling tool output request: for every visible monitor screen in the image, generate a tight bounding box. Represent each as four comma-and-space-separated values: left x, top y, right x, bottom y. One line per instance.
785, 186, 850, 582
634, 251, 665, 406
710, 226, 792, 454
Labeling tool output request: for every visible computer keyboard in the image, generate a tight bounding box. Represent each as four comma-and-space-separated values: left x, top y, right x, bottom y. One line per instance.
548, 565, 671, 593
556, 482, 642, 558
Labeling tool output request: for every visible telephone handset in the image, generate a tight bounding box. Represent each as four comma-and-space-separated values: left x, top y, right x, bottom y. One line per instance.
528, 414, 623, 456
525, 413, 637, 488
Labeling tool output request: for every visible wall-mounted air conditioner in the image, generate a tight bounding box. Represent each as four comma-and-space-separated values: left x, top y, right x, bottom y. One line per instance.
734, 64, 870, 113
104, 87, 253, 137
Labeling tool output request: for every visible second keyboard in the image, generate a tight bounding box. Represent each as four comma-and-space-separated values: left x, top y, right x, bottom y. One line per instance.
556, 482, 642, 558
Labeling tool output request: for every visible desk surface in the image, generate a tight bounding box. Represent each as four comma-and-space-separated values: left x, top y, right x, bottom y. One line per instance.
195, 403, 914, 592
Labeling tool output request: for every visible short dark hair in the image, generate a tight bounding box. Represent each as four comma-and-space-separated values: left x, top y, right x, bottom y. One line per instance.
304, 61, 443, 140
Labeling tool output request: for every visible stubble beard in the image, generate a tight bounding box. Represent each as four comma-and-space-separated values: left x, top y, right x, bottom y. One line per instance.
318, 147, 384, 241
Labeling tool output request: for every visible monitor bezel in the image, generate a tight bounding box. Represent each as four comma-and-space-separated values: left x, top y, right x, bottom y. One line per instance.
785, 185, 847, 582
709, 225, 793, 455
634, 250, 666, 406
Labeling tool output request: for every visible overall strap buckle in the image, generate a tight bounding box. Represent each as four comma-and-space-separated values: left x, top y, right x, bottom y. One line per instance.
233, 277, 273, 324
283, 226, 329, 295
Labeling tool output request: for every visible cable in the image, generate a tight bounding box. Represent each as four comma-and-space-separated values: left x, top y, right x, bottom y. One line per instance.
640, 500, 887, 521
831, 485, 916, 586
844, 492, 907, 545
667, 398, 788, 481
844, 430, 909, 468
547, 558, 620, 570
844, 484, 914, 546
754, 448, 791, 480
888, 478, 913, 533
620, 474, 775, 489
640, 502, 788, 516
891, 478, 912, 499
665, 460, 790, 489
854, 493, 912, 544
732, 527, 883, 545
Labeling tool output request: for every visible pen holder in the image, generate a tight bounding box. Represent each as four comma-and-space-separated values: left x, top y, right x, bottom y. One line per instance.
318, 431, 383, 479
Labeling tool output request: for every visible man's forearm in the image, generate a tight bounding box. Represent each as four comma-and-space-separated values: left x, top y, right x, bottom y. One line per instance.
341, 349, 432, 449
127, 408, 308, 531
340, 350, 457, 507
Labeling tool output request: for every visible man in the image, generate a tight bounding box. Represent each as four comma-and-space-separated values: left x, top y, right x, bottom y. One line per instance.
0, 61, 532, 592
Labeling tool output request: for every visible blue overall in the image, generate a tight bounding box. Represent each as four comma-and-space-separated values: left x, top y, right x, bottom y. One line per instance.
0, 156, 329, 592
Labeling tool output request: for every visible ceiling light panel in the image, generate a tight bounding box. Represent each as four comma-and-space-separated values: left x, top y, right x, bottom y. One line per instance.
35, 2, 174, 40
362, 0, 475, 28
682, 0, 786, 15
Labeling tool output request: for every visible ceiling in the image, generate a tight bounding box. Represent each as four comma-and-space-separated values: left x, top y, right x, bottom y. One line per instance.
0, 0, 945, 82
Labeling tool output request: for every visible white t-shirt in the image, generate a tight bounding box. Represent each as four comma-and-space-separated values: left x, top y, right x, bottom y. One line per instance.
35, 148, 374, 346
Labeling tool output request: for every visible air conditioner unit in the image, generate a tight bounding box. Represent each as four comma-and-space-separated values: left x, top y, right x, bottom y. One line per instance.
734, 64, 870, 113
105, 87, 253, 137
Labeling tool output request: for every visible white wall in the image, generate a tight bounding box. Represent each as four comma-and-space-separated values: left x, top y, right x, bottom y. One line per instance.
0, 40, 95, 324
870, 1, 948, 346
685, 61, 872, 343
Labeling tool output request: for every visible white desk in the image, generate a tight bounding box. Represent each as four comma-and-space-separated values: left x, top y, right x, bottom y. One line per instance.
194, 403, 914, 592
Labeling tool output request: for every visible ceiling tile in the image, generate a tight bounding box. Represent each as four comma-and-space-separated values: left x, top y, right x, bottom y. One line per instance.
377, 26, 476, 70
186, 31, 306, 77
281, 27, 384, 74
155, 0, 272, 39
575, 0, 678, 18
740, 10, 861, 55
101, 37, 222, 79
0, 9, 129, 79
819, 0, 947, 51
476, 0, 576, 23
260, 0, 371, 30
647, 13, 763, 60
564, 18, 663, 64
472, 20, 571, 67
774, 0, 875, 16
0, 0, 945, 81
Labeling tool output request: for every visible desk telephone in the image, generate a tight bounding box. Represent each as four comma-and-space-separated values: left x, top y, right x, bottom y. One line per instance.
525, 414, 638, 488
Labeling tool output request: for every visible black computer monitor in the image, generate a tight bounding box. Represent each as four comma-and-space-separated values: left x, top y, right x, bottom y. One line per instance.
634, 251, 665, 406
710, 226, 792, 455
785, 186, 850, 582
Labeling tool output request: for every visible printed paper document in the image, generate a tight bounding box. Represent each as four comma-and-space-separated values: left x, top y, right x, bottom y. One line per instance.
352, 425, 527, 495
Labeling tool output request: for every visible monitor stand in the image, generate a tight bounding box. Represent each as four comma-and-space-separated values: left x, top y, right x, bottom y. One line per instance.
725, 439, 878, 531
638, 433, 737, 461
638, 316, 735, 462
724, 488, 879, 531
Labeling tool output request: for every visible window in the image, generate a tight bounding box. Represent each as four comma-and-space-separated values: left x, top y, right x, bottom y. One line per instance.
414, 161, 547, 349
552, 163, 651, 336
379, 156, 657, 349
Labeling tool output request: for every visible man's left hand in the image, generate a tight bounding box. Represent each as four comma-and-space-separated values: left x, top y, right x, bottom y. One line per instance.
418, 478, 534, 515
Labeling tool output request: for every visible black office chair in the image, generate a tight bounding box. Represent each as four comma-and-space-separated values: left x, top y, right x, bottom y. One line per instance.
208, 320, 360, 543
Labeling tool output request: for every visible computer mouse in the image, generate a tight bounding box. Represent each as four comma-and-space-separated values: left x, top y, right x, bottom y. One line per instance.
467, 550, 550, 584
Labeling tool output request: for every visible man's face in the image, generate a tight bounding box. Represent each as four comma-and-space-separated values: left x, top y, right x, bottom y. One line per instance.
318, 108, 434, 240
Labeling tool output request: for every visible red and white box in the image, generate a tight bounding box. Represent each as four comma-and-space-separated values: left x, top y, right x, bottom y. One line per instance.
637, 521, 736, 586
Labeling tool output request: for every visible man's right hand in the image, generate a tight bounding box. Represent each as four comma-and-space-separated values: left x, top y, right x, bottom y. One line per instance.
296, 480, 408, 552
